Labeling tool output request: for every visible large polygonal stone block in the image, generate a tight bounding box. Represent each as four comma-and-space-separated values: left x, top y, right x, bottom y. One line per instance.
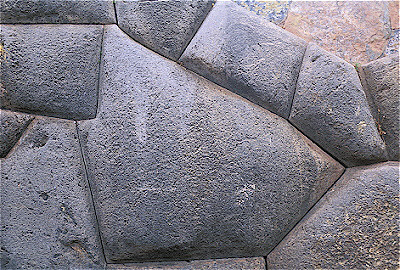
77, 25, 344, 263
179, 0, 306, 119
1, 117, 104, 269
115, 0, 214, 60
289, 43, 387, 167
0, 25, 103, 120
268, 162, 399, 269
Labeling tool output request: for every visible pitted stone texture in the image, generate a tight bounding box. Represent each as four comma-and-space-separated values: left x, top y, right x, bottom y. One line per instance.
179, 0, 306, 119
78, 25, 344, 262
0, 0, 115, 24
0, 110, 33, 158
289, 43, 387, 167
0, 25, 102, 120
360, 56, 399, 161
0, 118, 104, 269
108, 257, 265, 269
268, 162, 399, 269
115, 0, 214, 61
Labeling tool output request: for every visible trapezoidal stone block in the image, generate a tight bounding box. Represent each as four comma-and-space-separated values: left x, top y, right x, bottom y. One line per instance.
289, 43, 387, 167
179, 0, 307, 119
0, 24, 103, 120
77, 25, 344, 263
268, 162, 399, 269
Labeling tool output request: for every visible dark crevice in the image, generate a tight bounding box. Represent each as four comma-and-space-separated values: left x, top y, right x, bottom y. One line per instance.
95, 26, 106, 117
113, 0, 119, 26
1, 116, 35, 159
0, 107, 96, 121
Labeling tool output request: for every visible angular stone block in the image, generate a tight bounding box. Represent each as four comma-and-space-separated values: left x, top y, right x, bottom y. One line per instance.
1, 25, 103, 120
289, 43, 387, 167
0, 0, 116, 24
78, 25, 344, 262
179, 0, 306, 119
360, 56, 399, 160
1, 117, 104, 269
268, 162, 399, 269
115, 0, 214, 61
0, 110, 34, 158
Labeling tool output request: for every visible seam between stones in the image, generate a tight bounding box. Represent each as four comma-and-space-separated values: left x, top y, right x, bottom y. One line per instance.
113, 0, 119, 26
96, 26, 106, 117
0, 108, 95, 121
1, 116, 35, 159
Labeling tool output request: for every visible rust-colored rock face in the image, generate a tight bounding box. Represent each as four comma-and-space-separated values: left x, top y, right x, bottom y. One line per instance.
389, 0, 399, 29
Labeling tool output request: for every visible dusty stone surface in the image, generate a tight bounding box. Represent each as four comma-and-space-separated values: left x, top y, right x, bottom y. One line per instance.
389, 0, 399, 29
360, 56, 399, 161
108, 257, 265, 269
267, 162, 400, 269
0, 110, 34, 158
115, 0, 214, 60
290, 43, 387, 167
0, 0, 116, 24
0, 25, 102, 120
77, 25, 344, 262
179, 0, 306, 119
0, 117, 104, 269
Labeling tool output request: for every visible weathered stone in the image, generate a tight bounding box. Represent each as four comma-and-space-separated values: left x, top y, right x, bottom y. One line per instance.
115, 0, 214, 61
384, 29, 399, 56
179, 0, 306, 119
0, 110, 34, 158
389, 0, 399, 29
360, 56, 399, 160
0, 117, 104, 269
267, 162, 399, 269
0, 25, 103, 120
108, 257, 265, 270
289, 43, 387, 167
78, 25, 344, 262
0, 0, 115, 24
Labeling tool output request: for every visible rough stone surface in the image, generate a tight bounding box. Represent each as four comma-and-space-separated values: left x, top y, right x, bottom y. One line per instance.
1, 25, 103, 120
0, 0, 116, 24
267, 162, 400, 269
0, 117, 104, 269
384, 29, 399, 57
360, 56, 399, 161
179, 0, 306, 119
289, 43, 387, 167
78, 25, 344, 263
0, 110, 34, 158
115, 0, 214, 61
389, 0, 399, 29
108, 257, 265, 269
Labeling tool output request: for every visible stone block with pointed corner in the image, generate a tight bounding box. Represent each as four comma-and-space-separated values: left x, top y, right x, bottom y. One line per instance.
115, 0, 215, 61
0, 25, 103, 120
0, 0, 116, 24
360, 56, 399, 161
268, 162, 399, 269
179, 0, 306, 119
289, 43, 387, 167
77, 25, 344, 263
0, 117, 104, 269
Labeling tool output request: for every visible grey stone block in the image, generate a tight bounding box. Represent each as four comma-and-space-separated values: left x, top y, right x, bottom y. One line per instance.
0, 117, 104, 269
0, 110, 34, 158
1, 25, 103, 120
179, 0, 307, 119
360, 56, 399, 160
267, 162, 399, 269
115, 0, 214, 61
78, 25, 344, 262
0, 0, 116, 24
289, 43, 387, 167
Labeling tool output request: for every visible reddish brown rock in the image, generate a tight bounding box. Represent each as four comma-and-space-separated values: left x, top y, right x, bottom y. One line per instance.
389, 0, 399, 29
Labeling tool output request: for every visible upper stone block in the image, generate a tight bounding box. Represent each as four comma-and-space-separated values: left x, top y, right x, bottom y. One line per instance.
289, 43, 387, 167
115, 0, 215, 61
0, 0, 116, 24
179, 0, 307, 119
1, 25, 103, 120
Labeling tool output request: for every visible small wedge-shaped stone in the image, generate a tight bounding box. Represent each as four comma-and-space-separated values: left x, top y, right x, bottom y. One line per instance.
360, 56, 399, 160
1, 25, 103, 120
268, 162, 399, 269
179, 0, 307, 119
115, 0, 214, 60
0, 110, 34, 158
0, 0, 115, 24
289, 43, 387, 167
78, 25, 343, 262
1, 117, 104, 269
